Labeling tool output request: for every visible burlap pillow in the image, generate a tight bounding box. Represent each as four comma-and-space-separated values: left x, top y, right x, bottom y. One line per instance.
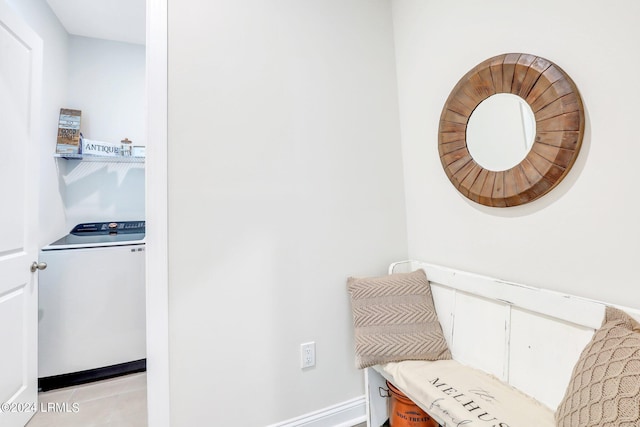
555, 306, 640, 427
347, 269, 451, 369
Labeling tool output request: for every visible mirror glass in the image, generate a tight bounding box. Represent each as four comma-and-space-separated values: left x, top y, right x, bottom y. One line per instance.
466, 93, 536, 171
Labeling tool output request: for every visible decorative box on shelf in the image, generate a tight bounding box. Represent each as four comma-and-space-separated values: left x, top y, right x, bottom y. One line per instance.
55, 108, 82, 155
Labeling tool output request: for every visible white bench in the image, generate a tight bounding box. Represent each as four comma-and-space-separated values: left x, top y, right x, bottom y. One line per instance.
364, 260, 640, 427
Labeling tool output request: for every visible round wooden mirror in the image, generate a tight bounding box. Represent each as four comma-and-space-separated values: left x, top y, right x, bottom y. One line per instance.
438, 53, 585, 207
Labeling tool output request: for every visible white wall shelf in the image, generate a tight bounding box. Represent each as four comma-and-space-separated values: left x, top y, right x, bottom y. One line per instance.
54, 153, 145, 163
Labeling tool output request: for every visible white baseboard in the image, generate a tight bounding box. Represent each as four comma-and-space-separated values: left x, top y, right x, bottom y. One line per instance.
267, 395, 367, 427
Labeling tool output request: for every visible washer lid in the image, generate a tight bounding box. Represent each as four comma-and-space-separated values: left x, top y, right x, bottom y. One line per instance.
43, 221, 146, 249
45, 232, 146, 248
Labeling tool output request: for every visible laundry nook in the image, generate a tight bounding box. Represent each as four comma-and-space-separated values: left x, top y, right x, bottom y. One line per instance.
1, 1, 639, 427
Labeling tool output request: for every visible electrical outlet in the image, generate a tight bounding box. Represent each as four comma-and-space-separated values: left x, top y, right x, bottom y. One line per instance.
300, 342, 316, 369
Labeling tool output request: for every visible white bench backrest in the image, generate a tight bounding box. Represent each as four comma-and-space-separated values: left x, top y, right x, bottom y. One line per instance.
389, 260, 640, 409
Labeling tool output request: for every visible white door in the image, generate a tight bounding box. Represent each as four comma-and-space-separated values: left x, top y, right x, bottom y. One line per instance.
0, 2, 43, 426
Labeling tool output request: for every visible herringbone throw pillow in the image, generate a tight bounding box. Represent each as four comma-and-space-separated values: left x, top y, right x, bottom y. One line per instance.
555, 306, 640, 427
347, 269, 451, 369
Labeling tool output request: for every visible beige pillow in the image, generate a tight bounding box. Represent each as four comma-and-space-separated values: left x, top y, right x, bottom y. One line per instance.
555, 306, 640, 427
347, 269, 451, 369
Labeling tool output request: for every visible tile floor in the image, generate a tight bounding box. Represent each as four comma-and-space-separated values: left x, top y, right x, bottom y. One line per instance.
24, 376, 370, 427
26, 372, 147, 427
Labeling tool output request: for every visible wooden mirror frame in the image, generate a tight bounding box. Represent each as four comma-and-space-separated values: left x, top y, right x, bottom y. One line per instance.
438, 53, 585, 207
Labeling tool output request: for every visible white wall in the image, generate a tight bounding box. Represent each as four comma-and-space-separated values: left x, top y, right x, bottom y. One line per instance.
391, 0, 640, 307
59, 159, 145, 227
4, 0, 69, 247
4, 3, 146, 239
167, 0, 407, 425
62, 36, 146, 227
67, 36, 146, 147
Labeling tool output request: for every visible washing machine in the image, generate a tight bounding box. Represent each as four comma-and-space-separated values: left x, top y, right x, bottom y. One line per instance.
38, 221, 146, 391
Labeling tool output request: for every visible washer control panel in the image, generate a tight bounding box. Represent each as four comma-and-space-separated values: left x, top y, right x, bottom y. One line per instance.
71, 221, 146, 235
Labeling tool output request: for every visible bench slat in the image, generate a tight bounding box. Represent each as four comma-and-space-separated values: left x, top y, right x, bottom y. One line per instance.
393, 260, 607, 329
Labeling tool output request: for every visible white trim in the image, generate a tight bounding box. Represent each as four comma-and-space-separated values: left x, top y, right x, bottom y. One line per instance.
145, 0, 170, 426
266, 396, 367, 427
